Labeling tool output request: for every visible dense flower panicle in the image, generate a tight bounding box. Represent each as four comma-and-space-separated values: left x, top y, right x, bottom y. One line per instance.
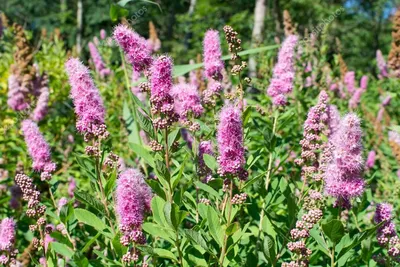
189, 59, 199, 89
88, 42, 111, 78
198, 141, 214, 182
382, 96, 391, 106
324, 114, 365, 208
374, 203, 398, 247
360, 75, 368, 90
349, 88, 363, 109
31, 74, 50, 122
100, 29, 106, 40
376, 107, 385, 123
21, 119, 56, 179
0, 218, 16, 251
203, 79, 222, 106
65, 58, 107, 134
217, 105, 247, 180
203, 30, 224, 81
150, 55, 179, 128
344, 71, 355, 95
171, 83, 204, 119
113, 24, 153, 72
295, 91, 328, 181
7, 74, 30, 111
366, 150, 376, 169
131, 69, 146, 102
267, 35, 298, 106
376, 50, 388, 78
116, 168, 152, 234
68, 177, 76, 198
15, 173, 46, 219
181, 129, 193, 149
327, 105, 340, 137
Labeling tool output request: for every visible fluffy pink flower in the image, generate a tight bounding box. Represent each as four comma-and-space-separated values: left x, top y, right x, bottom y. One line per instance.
65, 58, 106, 134
327, 105, 340, 137
198, 141, 214, 182
267, 35, 298, 106
344, 71, 355, 95
349, 88, 363, 109
382, 96, 391, 107
113, 24, 153, 72
0, 218, 16, 251
203, 30, 224, 81
68, 177, 76, 198
100, 29, 106, 40
171, 83, 203, 119
189, 59, 200, 89
374, 203, 396, 246
31, 74, 50, 122
21, 119, 56, 179
360, 75, 368, 91
376, 50, 388, 78
116, 168, 152, 234
7, 74, 29, 111
217, 105, 247, 180
88, 42, 111, 78
324, 114, 365, 208
366, 150, 376, 169
150, 55, 179, 128
376, 107, 385, 123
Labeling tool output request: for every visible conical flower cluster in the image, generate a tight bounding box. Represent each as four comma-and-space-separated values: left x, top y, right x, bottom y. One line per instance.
324, 113, 365, 208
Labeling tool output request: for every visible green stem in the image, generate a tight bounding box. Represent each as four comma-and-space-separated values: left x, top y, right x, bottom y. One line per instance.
219, 180, 233, 266
175, 232, 184, 265
331, 244, 335, 267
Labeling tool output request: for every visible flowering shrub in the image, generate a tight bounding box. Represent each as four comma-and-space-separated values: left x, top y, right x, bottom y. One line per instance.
2, 9, 400, 267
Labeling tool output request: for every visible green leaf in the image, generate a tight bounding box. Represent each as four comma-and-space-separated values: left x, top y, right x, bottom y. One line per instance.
110, 3, 129, 22
50, 242, 74, 258
82, 233, 101, 253
151, 196, 168, 226
322, 219, 345, 244
74, 191, 105, 215
164, 202, 186, 230
225, 222, 240, 236
153, 248, 178, 262
104, 171, 117, 197
263, 235, 276, 263
202, 154, 217, 171
134, 109, 155, 139
168, 128, 181, 150
142, 222, 175, 244
184, 229, 209, 252
129, 142, 155, 168
194, 181, 219, 199
74, 209, 111, 237
207, 206, 223, 247
309, 228, 330, 257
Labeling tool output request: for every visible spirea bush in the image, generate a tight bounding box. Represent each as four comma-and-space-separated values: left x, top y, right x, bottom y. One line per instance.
2, 10, 400, 267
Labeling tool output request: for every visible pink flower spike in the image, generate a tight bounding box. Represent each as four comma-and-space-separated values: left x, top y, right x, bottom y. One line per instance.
203, 29, 224, 81
88, 42, 111, 78
0, 218, 16, 251
267, 35, 298, 106
21, 119, 56, 178
65, 58, 106, 134
360, 75, 368, 91
171, 83, 204, 120
344, 71, 355, 95
113, 24, 153, 72
366, 150, 376, 169
217, 105, 247, 180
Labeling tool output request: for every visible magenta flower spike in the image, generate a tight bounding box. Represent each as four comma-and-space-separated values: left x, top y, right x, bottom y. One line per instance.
327, 105, 340, 137
203, 29, 224, 81
324, 113, 365, 208
171, 83, 204, 120
100, 29, 106, 40
374, 203, 397, 247
366, 150, 376, 169
349, 88, 363, 109
116, 168, 152, 236
88, 42, 111, 78
360, 75, 368, 91
65, 58, 107, 134
382, 96, 391, 107
7, 74, 29, 111
267, 35, 298, 106
0, 218, 16, 251
217, 105, 247, 180
344, 71, 355, 95
113, 24, 153, 72
21, 119, 56, 179
376, 50, 388, 78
